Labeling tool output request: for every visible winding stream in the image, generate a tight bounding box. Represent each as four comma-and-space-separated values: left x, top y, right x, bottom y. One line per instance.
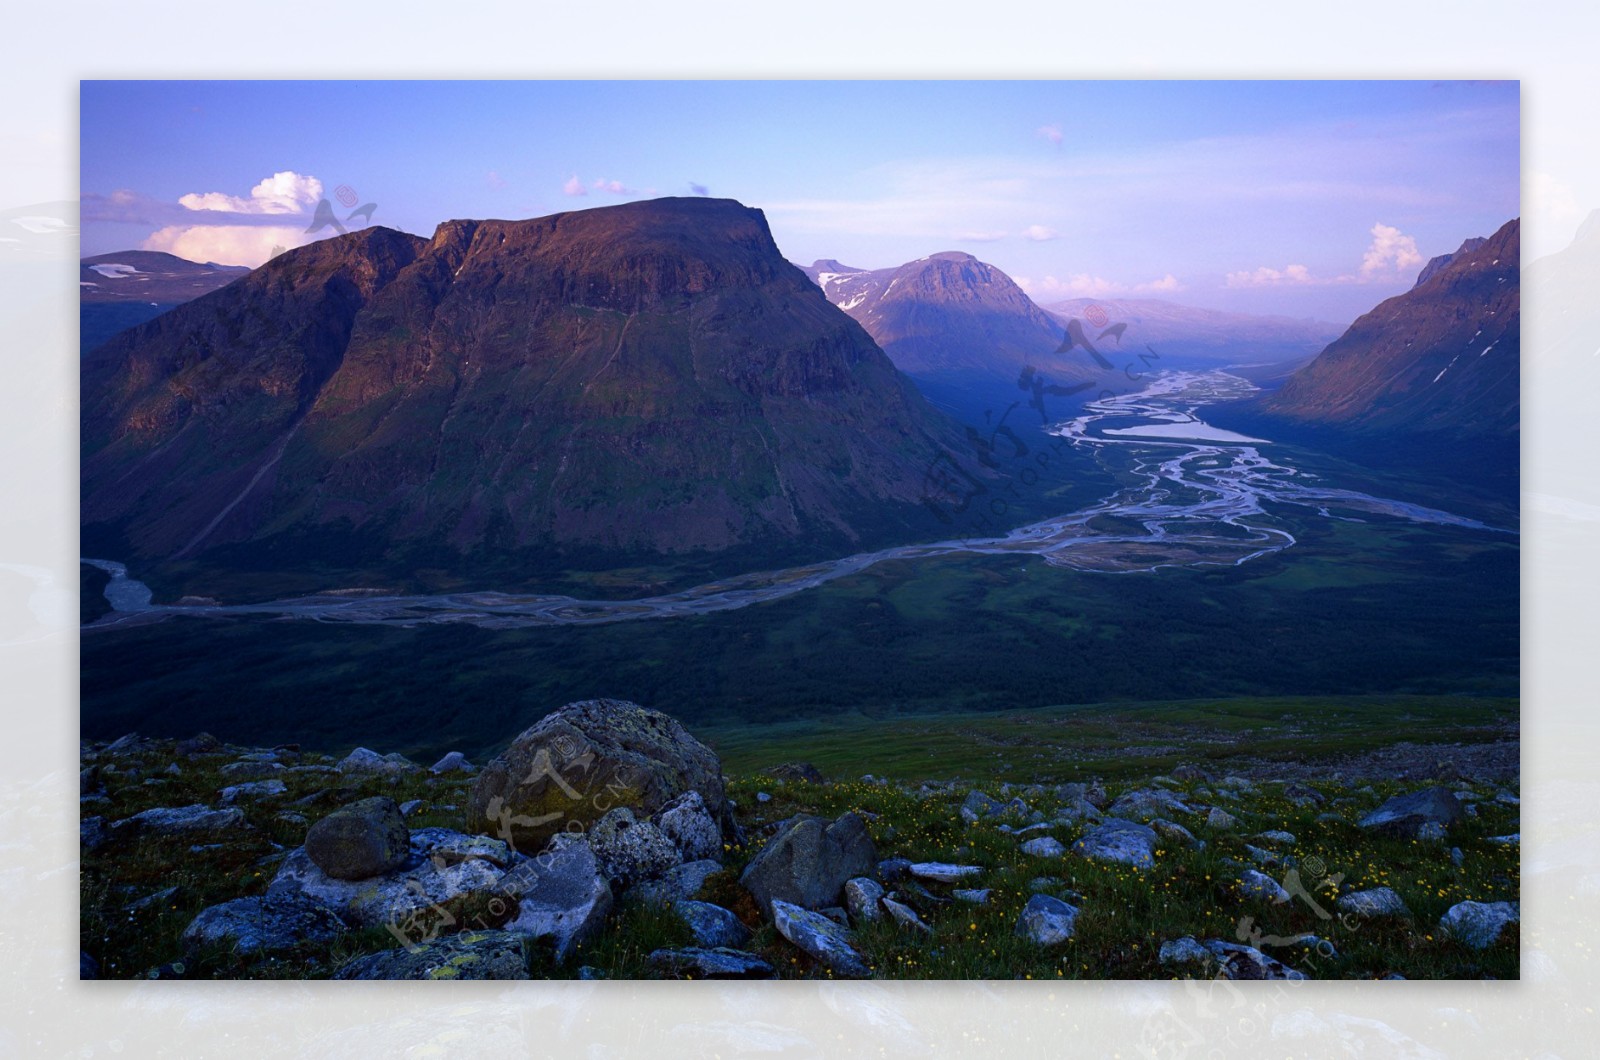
83, 370, 1510, 631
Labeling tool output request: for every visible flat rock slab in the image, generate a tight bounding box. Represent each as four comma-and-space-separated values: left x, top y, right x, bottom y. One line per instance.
1204, 939, 1308, 980
907, 862, 983, 883
648, 947, 776, 979
882, 896, 932, 933
1107, 788, 1192, 820
772, 899, 871, 978
113, 804, 246, 838
333, 930, 530, 980
182, 893, 347, 957
1072, 819, 1159, 868
1014, 894, 1079, 945
1335, 886, 1412, 918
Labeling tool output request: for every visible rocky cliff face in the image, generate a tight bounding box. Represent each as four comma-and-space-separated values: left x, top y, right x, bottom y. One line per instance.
1255, 218, 1519, 440
82, 199, 982, 587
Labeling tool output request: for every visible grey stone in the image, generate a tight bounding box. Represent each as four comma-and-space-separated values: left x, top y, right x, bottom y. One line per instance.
1072, 819, 1159, 868
882, 895, 932, 933
271, 830, 511, 930
740, 812, 876, 916
818, 906, 850, 926
844, 877, 885, 924
1014, 894, 1078, 945
428, 751, 476, 774
648, 947, 775, 979
1020, 836, 1066, 858
1439, 901, 1519, 949
1253, 830, 1296, 846
771, 899, 870, 977
907, 862, 983, 883
1202, 939, 1308, 980
630, 859, 723, 905
673, 900, 750, 948
1107, 788, 1192, 820
333, 930, 529, 980
1283, 783, 1325, 807
1358, 787, 1463, 838
219, 760, 283, 780
1243, 843, 1282, 868
501, 834, 614, 959
1239, 869, 1290, 903
1417, 821, 1448, 842
1486, 833, 1519, 845
1206, 807, 1239, 830
105, 732, 142, 754
654, 790, 723, 863
113, 804, 246, 838
756, 792, 772, 803
181, 893, 347, 956
398, 799, 424, 817
960, 790, 1005, 824
174, 732, 222, 757
877, 857, 912, 884
218, 779, 287, 804
468, 698, 727, 851
1159, 935, 1212, 966
588, 807, 682, 885
409, 827, 513, 867
304, 797, 410, 880
952, 888, 991, 904
1151, 818, 1198, 848
1335, 886, 1411, 918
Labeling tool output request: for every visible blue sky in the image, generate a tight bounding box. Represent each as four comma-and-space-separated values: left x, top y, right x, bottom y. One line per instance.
80, 80, 1519, 323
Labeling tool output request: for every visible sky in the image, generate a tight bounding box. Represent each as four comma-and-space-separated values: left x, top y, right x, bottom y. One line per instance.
80, 80, 1520, 324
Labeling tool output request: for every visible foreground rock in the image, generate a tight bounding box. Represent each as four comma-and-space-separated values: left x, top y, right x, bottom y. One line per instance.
1107, 788, 1192, 819
271, 828, 509, 929
629, 859, 721, 906
1201, 940, 1308, 980
653, 791, 723, 862
502, 834, 614, 959
429, 751, 476, 774
648, 947, 776, 979
468, 699, 727, 850
844, 877, 885, 924
907, 862, 982, 884
588, 807, 681, 885
1020, 836, 1066, 858
182, 893, 347, 957
1439, 901, 1519, 949
673, 900, 750, 948
1014, 894, 1079, 945
740, 812, 876, 916
333, 931, 530, 980
1072, 819, 1159, 868
1358, 787, 1464, 838
304, 796, 410, 880
1238, 869, 1290, 904
771, 899, 871, 977
1336, 886, 1412, 919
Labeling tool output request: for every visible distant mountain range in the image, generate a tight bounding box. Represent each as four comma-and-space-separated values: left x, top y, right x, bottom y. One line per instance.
80, 251, 249, 353
1042, 297, 1343, 366
800, 253, 1092, 402
81, 199, 986, 592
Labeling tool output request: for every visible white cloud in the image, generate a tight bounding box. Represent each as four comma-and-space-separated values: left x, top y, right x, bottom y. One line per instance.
563, 174, 587, 197
178, 171, 323, 215
141, 224, 310, 267
1359, 222, 1424, 277
1225, 264, 1314, 288
1037, 124, 1063, 147
593, 178, 639, 195
1022, 224, 1058, 242
954, 229, 1008, 243
1016, 272, 1184, 299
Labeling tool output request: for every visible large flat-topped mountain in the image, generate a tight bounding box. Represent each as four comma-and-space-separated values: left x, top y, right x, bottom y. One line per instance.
81, 198, 983, 589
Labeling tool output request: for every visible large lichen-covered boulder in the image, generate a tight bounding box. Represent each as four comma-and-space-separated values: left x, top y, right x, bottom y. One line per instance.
304, 796, 410, 880
468, 699, 727, 852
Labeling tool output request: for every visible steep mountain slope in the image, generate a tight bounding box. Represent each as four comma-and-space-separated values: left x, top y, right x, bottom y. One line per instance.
1255, 218, 1519, 439
82, 199, 984, 591
1043, 297, 1343, 366
800, 253, 1093, 393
